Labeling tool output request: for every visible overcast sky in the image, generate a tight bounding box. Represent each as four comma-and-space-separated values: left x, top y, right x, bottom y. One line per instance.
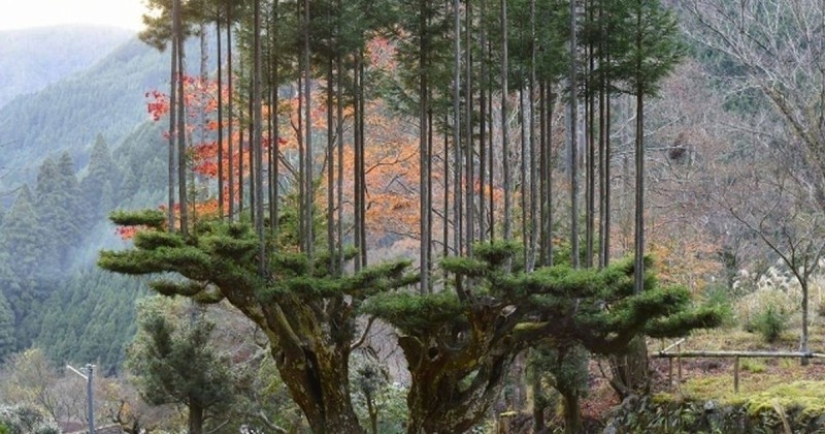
0, 0, 146, 31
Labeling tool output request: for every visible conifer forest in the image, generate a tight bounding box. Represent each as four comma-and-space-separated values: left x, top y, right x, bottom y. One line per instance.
2, 0, 825, 432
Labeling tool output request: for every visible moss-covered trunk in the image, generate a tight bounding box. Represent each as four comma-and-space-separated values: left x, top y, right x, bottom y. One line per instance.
401, 335, 514, 434
262, 300, 365, 434
275, 344, 364, 434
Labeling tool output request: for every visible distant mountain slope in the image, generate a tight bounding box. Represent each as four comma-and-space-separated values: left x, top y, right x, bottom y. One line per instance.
0, 34, 211, 197
0, 25, 134, 108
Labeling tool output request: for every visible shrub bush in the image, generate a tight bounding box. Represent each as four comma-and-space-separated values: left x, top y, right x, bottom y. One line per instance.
745, 305, 788, 343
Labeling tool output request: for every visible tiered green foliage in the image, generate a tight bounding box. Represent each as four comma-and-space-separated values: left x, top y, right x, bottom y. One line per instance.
99, 213, 418, 434
362, 241, 721, 433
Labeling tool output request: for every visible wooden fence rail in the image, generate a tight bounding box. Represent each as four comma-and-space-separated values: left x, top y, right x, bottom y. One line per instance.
652, 346, 825, 393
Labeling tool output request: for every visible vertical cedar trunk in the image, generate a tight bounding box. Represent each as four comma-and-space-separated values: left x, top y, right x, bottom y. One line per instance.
327, 57, 335, 268
335, 40, 344, 272
174, 0, 188, 237
539, 80, 548, 267
238, 82, 245, 216
453, 0, 463, 256
519, 83, 528, 264
527, 0, 538, 271
227, 3, 235, 221
249, 88, 256, 225
253, 0, 265, 275
353, 54, 363, 272
597, 0, 607, 268
303, 0, 314, 261
167, 18, 177, 233
443, 120, 450, 258
633, 92, 643, 292
419, 0, 431, 294
358, 58, 367, 267
501, 0, 511, 243
569, 0, 579, 268
478, 0, 487, 243
270, 0, 280, 237
216, 18, 224, 219
586, 0, 596, 269
603, 90, 611, 266
188, 401, 204, 434
488, 40, 495, 242
465, 0, 474, 254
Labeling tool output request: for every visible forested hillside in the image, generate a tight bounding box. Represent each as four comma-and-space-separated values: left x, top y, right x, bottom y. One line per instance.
2, 0, 825, 433
0, 33, 209, 196
0, 25, 133, 108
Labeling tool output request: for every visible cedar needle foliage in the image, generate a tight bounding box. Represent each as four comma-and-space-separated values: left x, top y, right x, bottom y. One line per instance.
360, 241, 723, 432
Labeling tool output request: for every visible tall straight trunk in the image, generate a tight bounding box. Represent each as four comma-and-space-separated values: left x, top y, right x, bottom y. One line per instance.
336, 39, 344, 273
358, 57, 367, 267
585, 0, 596, 269
303, 0, 314, 260
227, 4, 235, 221
603, 85, 611, 266
519, 82, 528, 264
443, 118, 450, 258
353, 55, 363, 272
270, 0, 280, 238
500, 0, 511, 243
238, 77, 245, 216
216, 17, 224, 219
598, 11, 608, 268
488, 38, 495, 242
539, 80, 548, 266
478, 0, 488, 243
634, 89, 644, 293
465, 0, 474, 254
168, 15, 178, 233
248, 82, 255, 224
327, 56, 335, 268
633, 3, 644, 293
419, 0, 431, 294
174, 0, 188, 236
569, 0, 579, 268
527, 0, 538, 271
453, 0, 463, 256
253, 0, 265, 275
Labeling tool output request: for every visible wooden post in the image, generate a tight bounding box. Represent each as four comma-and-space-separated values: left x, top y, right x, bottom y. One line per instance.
677, 342, 682, 384
668, 357, 673, 389
733, 356, 740, 394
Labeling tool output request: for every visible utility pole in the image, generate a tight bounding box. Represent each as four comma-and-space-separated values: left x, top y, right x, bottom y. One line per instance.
67, 364, 95, 434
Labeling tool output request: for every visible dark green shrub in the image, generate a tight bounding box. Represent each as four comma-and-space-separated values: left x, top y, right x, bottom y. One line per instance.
745, 305, 788, 343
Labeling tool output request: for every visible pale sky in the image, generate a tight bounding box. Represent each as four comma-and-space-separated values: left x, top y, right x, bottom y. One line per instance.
0, 0, 146, 31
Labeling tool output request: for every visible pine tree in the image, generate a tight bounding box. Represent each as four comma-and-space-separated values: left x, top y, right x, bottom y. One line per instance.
81, 135, 122, 222
0, 291, 15, 362
0, 186, 55, 348
35, 156, 81, 268
127, 297, 234, 434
